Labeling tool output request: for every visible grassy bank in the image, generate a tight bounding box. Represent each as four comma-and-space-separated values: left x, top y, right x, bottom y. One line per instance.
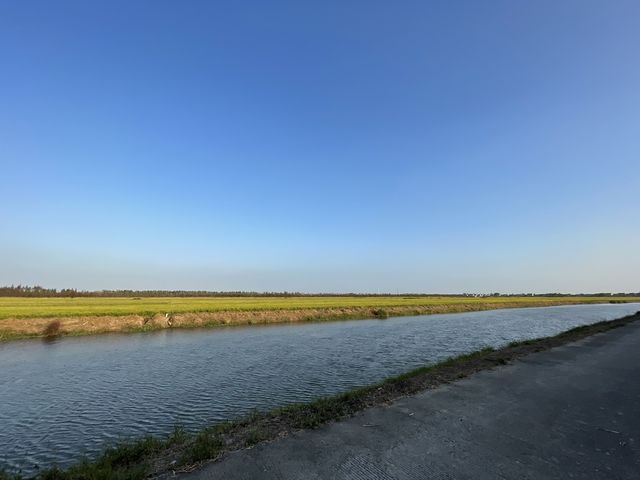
2, 311, 638, 480
1, 296, 638, 341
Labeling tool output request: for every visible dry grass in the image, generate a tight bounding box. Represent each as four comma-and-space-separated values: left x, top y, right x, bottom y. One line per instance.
0, 296, 638, 341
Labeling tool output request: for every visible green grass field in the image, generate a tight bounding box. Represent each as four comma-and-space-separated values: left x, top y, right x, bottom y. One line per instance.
1, 295, 638, 320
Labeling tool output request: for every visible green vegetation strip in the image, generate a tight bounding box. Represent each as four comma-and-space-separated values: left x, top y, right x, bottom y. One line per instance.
2, 311, 638, 480
1, 296, 637, 320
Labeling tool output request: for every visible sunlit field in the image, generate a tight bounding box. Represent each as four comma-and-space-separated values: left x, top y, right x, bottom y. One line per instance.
1, 295, 637, 320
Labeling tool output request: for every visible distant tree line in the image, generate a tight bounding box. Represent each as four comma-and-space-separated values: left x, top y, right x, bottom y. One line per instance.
0, 285, 638, 298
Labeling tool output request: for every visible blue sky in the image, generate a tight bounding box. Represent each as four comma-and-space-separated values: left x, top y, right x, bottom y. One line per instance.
1, 1, 639, 293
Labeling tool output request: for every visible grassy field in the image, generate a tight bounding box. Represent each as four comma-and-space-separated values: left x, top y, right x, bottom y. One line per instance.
0, 296, 638, 341
0, 295, 637, 319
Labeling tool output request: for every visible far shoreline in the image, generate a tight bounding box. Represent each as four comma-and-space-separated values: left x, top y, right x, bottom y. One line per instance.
1, 296, 639, 342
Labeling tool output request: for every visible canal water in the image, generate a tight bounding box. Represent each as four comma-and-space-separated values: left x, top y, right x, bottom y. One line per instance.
1, 303, 638, 474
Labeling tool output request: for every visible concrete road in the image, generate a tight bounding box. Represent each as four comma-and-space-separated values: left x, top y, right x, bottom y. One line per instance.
185, 321, 640, 479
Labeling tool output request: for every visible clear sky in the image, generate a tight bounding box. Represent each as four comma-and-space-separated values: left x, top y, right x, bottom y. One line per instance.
1, 1, 639, 293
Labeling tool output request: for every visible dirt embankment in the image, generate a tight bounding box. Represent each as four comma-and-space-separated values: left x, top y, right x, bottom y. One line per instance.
0, 300, 628, 341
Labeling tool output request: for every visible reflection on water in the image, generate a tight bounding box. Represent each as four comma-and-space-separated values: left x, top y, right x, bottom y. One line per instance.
0, 303, 638, 474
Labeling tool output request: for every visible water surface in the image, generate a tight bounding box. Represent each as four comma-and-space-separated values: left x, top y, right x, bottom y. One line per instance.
1, 303, 638, 473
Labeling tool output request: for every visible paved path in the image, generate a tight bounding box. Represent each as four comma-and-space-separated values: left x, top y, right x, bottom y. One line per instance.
186, 321, 640, 479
